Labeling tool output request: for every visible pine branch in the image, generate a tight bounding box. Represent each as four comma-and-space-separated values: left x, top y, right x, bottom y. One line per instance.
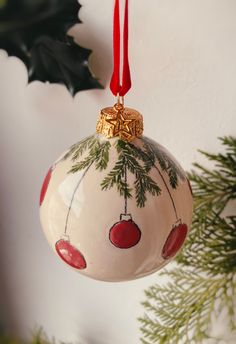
140, 269, 236, 344
139, 136, 236, 343
101, 156, 132, 199
126, 142, 154, 173
142, 137, 186, 188
69, 147, 98, 172
123, 149, 161, 207
177, 213, 236, 274
188, 165, 235, 214
31, 329, 55, 344
63, 136, 96, 161
0, 329, 80, 343
95, 141, 111, 171
188, 136, 236, 214
69, 139, 111, 173
64, 136, 181, 208
102, 140, 161, 207
0, 329, 54, 343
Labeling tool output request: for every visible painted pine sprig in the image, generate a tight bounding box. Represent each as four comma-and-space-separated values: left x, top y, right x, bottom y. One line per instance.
63, 135, 184, 208
142, 137, 186, 189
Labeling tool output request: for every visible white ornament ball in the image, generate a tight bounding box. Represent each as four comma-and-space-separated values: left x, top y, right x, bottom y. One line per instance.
40, 134, 193, 282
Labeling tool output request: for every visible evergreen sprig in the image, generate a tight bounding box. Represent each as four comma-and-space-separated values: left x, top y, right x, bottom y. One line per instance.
64, 135, 188, 208
189, 137, 236, 214
0, 329, 66, 344
69, 139, 111, 173
139, 136, 236, 344
142, 137, 186, 188
101, 155, 132, 199
0, 328, 82, 344
65, 136, 165, 208
63, 136, 96, 161
102, 140, 161, 207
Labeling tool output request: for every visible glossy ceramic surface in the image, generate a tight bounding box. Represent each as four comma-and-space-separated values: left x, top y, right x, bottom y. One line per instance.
40, 134, 193, 282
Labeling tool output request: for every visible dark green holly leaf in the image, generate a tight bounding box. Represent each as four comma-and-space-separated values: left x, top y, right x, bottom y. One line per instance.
29, 36, 102, 95
0, 0, 102, 94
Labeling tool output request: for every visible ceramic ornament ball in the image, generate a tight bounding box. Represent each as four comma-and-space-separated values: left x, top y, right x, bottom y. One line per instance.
39, 0, 193, 282
39, 101, 193, 282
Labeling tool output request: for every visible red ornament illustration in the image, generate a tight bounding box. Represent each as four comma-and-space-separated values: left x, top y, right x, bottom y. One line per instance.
55, 166, 90, 269
40, 167, 52, 206
55, 238, 86, 269
162, 222, 188, 259
153, 162, 189, 260
109, 214, 141, 249
109, 165, 142, 249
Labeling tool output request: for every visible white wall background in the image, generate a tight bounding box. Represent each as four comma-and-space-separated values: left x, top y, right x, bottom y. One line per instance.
0, 0, 236, 343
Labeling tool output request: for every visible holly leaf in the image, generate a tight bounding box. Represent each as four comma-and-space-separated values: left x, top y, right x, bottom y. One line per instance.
29, 35, 102, 95
0, 0, 102, 95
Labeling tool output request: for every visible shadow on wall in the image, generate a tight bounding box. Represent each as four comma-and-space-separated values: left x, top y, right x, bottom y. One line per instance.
0, 219, 19, 336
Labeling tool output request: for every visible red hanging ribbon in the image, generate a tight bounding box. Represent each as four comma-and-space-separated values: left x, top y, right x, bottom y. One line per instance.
110, 0, 131, 97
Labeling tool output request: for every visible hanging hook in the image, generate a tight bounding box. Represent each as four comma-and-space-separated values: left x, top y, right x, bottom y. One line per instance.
117, 93, 124, 106
115, 93, 125, 111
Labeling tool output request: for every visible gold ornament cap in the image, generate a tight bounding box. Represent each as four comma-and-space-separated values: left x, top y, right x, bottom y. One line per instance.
96, 102, 144, 142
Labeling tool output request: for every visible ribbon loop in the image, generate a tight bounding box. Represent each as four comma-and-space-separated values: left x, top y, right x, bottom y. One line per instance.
110, 0, 131, 97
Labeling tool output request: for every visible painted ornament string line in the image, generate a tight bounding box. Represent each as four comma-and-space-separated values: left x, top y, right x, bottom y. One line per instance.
124, 162, 128, 215
64, 162, 93, 235
153, 165, 179, 222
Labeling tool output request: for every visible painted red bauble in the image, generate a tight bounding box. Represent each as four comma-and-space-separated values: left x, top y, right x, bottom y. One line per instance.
55, 239, 87, 270
109, 219, 141, 249
162, 223, 188, 259
40, 167, 52, 206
